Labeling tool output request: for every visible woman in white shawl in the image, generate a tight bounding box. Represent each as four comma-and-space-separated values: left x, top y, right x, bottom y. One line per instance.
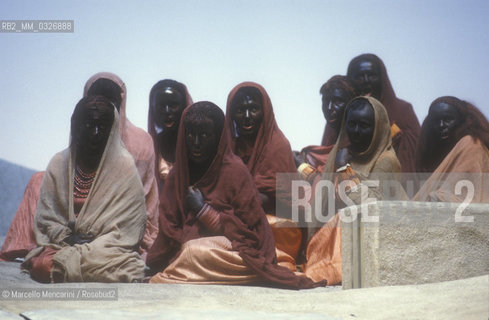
22, 95, 146, 283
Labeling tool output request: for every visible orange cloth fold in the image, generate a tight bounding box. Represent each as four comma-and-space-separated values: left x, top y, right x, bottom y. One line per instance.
304, 214, 342, 285
266, 214, 303, 272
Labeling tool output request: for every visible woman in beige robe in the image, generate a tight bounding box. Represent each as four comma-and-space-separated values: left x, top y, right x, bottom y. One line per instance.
22, 96, 146, 283
1, 72, 159, 261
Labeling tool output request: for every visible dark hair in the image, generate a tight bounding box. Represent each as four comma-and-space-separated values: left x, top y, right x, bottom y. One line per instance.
71, 95, 114, 147
183, 101, 225, 142
319, 75, 355, 99
230, 86, 263, 110
87, 78, 122, 104
415, 96, 489, 172
150, 79, 187, 103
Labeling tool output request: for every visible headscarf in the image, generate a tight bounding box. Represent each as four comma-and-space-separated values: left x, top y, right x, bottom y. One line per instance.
147, 101, 323, 289
84, 72, 158, 255
347, 54, 420, 173
318, 96, 404, 221
23, 101, 146, 282
225, 82, 297, 199
324, 96, 397, 176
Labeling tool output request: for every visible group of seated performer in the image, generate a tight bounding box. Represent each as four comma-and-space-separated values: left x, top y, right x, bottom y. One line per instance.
2, 52, 488, 286
295, 54, 421, 185
0, 72, 159, 262
290, 55, 489, 287
291, 57, 489, 287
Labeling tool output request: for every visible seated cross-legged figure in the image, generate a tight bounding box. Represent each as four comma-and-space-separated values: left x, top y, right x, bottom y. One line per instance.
22, 96, 146, 283
1, 72, 159, 261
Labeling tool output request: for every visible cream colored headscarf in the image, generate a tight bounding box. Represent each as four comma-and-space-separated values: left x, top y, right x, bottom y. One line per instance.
83, 72, 129, 136
313, 96, 404, 232
324, 96, 398, 177
23, 103, 146, 282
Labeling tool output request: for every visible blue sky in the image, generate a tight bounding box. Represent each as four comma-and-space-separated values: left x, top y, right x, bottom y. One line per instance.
1, 0, 488, 171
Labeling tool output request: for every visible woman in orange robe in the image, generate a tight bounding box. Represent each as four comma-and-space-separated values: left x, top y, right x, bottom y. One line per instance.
414, 96, 489, 202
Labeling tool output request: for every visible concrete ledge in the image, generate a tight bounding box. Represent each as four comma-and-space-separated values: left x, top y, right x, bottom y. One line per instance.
342, 201, 489, 289
1, 262, 488, 319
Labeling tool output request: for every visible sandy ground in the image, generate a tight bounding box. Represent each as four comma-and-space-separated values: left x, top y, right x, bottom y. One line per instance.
0, 261, 487, 319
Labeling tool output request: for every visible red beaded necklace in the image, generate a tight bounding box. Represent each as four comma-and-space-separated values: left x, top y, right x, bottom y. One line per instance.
74, 165, 96, 199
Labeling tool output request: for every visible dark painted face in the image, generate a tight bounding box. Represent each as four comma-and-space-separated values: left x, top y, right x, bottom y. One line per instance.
77, 104, 114, 165
87, 79, 122, 111
231, 94, 264, 138
346, 102, 375, 154
322, 88, 349, 129
152, 87, 185, 134
349, 60, 382, 99
185, 118, 218, 164
429, 101, 461, 143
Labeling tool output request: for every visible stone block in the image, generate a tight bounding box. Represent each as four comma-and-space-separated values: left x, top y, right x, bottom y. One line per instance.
341, 201, 489, 289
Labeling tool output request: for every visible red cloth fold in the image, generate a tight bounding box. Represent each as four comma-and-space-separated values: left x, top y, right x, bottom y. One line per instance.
369, 55, 420, 174
0, 172, 43, 261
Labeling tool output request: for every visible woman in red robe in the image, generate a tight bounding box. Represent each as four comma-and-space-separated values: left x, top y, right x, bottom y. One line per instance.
226, 82, 303, 271
147, 101, 323, 289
